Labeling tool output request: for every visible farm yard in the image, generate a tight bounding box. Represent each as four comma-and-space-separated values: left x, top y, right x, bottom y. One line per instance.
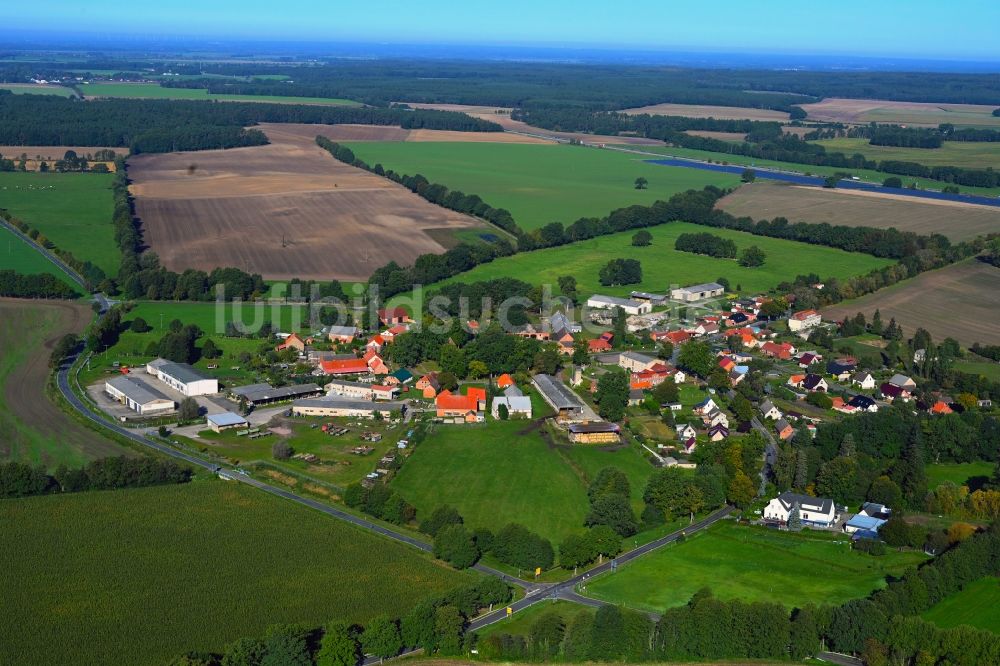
922, 578, 1000, 633
343, 141, 742, 230
813, 137, 1000, 170
823, 259, 1000, 348
0, 299, 131, 469
717, 181, 1000, 242
0, 171, 119, 275
78, 81, 359, 105
621, 102, 790, 122
799, 97, 1000, 128
0, 481, 469, 666
127, 125, 492, 281
431, 221, 894, 297
582, 522, 927, 613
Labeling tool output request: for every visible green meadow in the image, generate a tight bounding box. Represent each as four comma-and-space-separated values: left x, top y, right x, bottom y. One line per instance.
344, 141, 742, 230
815, 137, 1000, 171
79, 82, 358, 106
0, 83, 76, 96
0, 481, 468, 666
390, 418, 657, 545
0, 171, 118, 275
922, 577, 1000, 633
925, 461, 995, 489
432, 221, 894, 297
582, 522, 927, 612
0, 225, 78, 288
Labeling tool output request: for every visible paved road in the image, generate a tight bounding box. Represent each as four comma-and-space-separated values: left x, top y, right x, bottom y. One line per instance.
751, 416, 779, 496
816, 651, 864, 666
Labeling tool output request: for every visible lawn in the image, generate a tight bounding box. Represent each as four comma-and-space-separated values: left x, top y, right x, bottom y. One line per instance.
476, 600, 593, 640
582, 522, 927, 612
814, 137, 1000, 171
0, 481, 469, 666
922, 577, 1000, 633
0, 171, 118, 275
79, 82, 358, 106
343, 142, 742, 230
390, 419, 657, 545
0, 224, 79, 288
432, 221, 894, 297
925, 461, 994, 489
620, 144, 1000, 196
78, 300, 313, 386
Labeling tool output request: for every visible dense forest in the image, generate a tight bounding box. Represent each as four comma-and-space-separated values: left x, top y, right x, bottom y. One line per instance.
7, 58, 1000, 109
0, 92, 500, 152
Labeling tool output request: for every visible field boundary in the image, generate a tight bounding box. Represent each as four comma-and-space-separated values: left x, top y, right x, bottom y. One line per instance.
0, 217, 88, 290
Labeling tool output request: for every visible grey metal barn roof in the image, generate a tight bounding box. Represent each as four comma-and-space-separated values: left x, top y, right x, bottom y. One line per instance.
676, 282, 724, 293
106, 375, 173, 405
207, 412, 248, 427
231, 383, 321, 402
158, 362, 213, 384
532, 374, 586, 411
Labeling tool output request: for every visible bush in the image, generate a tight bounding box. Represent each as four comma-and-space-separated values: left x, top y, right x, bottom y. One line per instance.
882, 176, 903, 188
272, 441, 293, 460
852, 538, 887, 556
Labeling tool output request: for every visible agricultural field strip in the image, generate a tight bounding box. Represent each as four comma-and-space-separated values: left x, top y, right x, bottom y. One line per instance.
0, 216, 87, 289
55, 342, 733, 624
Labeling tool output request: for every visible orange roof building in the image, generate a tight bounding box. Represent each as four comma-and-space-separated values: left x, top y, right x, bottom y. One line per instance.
435, 387, 487, 418
496, 374, 515, 389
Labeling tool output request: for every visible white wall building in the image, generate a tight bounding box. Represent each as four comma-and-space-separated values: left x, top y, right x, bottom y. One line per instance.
105, 375, 175, 415
145, 359, 218, 397
763, 492, 837, 528
670, 282, 725, 303
586, 295, 652, 316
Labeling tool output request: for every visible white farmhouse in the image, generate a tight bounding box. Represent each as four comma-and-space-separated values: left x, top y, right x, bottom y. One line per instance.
586, 295, 652, 316
763, 492, 837, 528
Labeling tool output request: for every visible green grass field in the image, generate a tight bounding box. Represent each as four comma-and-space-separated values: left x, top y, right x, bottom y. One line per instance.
0, 224, 78, 288
582, 522, 927, 612
343, 142, 742, 230
922, 577, 1000, 633
814, 137, 1000, 171
0, 171, 118, 275
78, 300, 313, 386
79, 82, 358, 106
0, 481, 468, 666
618, 144, 1000, 196
432, 221, 894, 297
390, 419, 656, 545
925, 462, 994, 489
954, 359, 1000, 381
0, 83, 76, 96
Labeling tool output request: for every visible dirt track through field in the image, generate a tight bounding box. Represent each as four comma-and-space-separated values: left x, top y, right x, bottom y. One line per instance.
129, 124, 490, 281
0, 298, 129, 466
718, 181, 1000, 242
823, 260, 1000, 347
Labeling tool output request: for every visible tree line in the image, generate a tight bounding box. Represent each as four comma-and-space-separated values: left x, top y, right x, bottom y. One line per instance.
2, 206, 107, 289
168, 578, 513, 666
0, 92, 501, 153
674, 231, 737, 258
0, 456, 192, 498
0, 269, 77, 299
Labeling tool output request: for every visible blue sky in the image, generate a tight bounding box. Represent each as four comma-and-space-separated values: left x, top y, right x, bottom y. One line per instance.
6, 0, 1000, 59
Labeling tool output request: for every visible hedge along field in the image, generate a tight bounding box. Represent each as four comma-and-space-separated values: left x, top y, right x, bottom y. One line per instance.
343, 141, 741, 230
582, 522, 927, 613
0, 481, 470, 666
431, 221, 894, 297
78, 82, 359, 106
0, 171, 118, 275
814, 137, 1000, 171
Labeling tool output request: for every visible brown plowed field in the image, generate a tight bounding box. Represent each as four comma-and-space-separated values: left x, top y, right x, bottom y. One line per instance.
128, 125, 489, 281
0, 298, 130, 467
823, 260, 1000, 347
684, 130, 747, 142
798, 98, 1000, 128
718, 181, 1000, 242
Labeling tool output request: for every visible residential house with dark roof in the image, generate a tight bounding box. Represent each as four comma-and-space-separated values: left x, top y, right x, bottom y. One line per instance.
763, 492, 836, 528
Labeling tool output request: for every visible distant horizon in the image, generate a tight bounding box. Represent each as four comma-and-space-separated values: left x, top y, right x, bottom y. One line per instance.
4, 31, 1000, 74
3, 0, 1000, 65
